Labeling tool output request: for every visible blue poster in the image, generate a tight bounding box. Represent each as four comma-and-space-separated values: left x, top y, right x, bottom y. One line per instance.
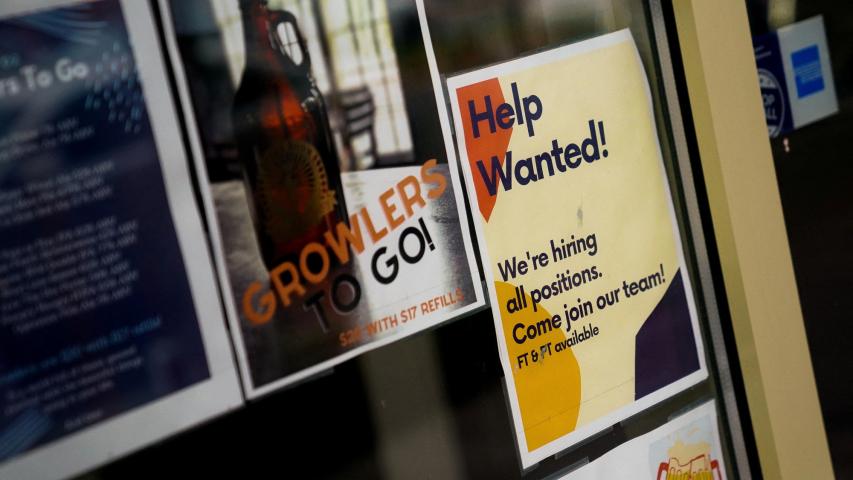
0, 0, 209, 462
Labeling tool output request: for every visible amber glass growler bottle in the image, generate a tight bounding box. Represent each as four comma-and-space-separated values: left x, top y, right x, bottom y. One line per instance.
232, 0, 346, 271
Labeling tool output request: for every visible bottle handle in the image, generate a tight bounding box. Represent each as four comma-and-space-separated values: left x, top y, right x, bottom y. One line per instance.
268, 9, 311, 75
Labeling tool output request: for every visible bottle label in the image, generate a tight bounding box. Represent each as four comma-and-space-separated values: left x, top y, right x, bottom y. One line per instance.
255, 139, 337, 245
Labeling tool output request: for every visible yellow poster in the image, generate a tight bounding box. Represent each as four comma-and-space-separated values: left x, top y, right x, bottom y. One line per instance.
444, 30, 707, 466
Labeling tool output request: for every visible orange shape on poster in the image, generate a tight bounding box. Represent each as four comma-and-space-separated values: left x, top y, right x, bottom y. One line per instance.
456, 78, 512, 223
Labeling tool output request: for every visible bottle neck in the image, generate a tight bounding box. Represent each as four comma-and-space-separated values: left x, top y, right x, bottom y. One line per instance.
240, 0, 275, 64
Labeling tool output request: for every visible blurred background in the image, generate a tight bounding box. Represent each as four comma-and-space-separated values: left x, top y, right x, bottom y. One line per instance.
170, 0, 424, 178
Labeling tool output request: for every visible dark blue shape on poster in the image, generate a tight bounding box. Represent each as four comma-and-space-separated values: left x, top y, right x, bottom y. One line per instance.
0, 0, 209, 461
791, 45, 824, 98
634, 270, 701, 400
753, 31, 793, 137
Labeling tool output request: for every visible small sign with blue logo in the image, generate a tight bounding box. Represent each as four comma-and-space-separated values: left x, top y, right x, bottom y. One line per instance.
752, 16, 837, 137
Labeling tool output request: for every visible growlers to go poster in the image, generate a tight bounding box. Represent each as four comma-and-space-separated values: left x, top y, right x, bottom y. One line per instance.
160, 0, 484, 396
435, 28, 708, 466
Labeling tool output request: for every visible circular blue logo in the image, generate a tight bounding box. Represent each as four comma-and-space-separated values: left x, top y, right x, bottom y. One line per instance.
758, 68, 785, 138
